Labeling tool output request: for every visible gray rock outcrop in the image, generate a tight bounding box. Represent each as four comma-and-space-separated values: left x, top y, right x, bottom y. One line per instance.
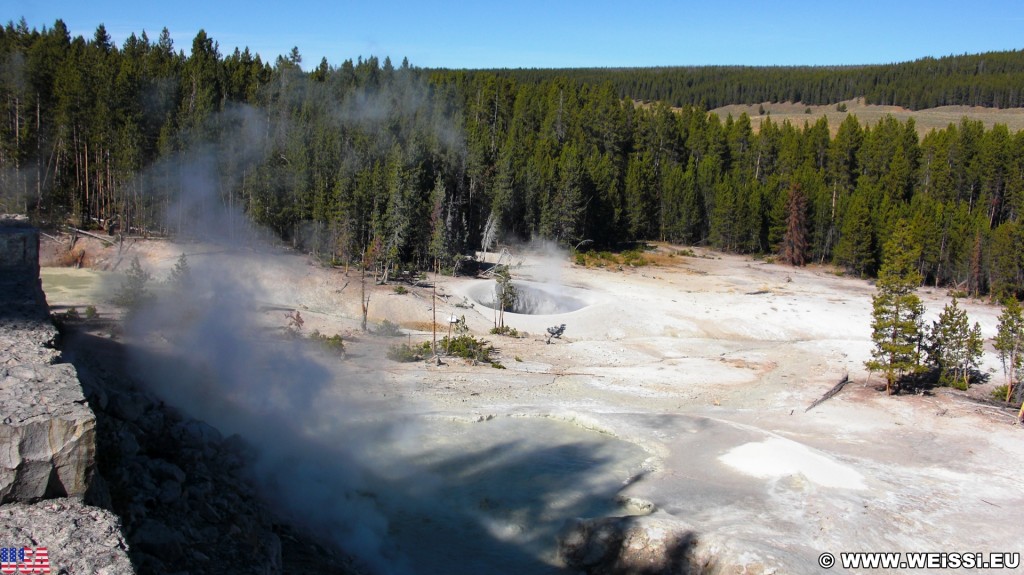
0, 362, 97, 502
0, 498, 134, 575
74, 358, 287, 575
1, 217, 97, 503
1, 216, 131, 574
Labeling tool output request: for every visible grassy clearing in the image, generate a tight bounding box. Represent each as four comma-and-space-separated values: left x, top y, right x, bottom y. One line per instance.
575, 244, 705, 269
574, 247, 651, 269
709, 98, 1024, 136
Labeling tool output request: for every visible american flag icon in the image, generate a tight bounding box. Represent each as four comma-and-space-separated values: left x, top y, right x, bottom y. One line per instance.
0, 547, 50, 574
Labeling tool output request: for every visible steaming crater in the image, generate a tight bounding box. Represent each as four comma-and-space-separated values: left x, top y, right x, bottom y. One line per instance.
465, 280, 594, 315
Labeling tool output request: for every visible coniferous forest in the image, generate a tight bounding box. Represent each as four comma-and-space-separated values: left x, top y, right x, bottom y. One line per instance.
2, 20, 1023, 298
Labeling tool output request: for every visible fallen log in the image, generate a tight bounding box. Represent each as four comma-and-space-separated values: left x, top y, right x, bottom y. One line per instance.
66, 226, 113, 243
805, 373, 850, 412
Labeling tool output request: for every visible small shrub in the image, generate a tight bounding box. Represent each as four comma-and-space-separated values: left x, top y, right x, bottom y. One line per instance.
393, 285, 409, 295
85, 305, 98, 319
375, 319, 403, 337
514, 355, 522, 362
387, 342, 428, 362
575, 250, 624, 268
992, 385, 1010, 402
441, 334, 495, 363
836, 102, 848, 112
490, 362, 505, 369
490, 325, 519, 337
310, 330, 346, 356
64, 307, 80, 320
948, 378, 969, 391
621, 249, 648, 267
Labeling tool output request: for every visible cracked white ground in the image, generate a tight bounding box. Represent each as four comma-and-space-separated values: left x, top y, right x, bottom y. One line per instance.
42, 241, 1024, 574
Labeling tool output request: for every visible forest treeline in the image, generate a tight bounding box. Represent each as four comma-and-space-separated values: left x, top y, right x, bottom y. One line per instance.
477, 49, 1024, 110
1, 20, 1023, 297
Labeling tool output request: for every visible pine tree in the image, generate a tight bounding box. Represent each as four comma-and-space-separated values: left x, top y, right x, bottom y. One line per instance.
493, 265, 518, 330
927, 297, 983, 390
994, 297, 1024, 415
114, 256, 152, 310
866, 222, 926, 394
428, 176, 453, 268
835, 196, 874, 276
167, 252, 193, 290
780, 184, 809, 266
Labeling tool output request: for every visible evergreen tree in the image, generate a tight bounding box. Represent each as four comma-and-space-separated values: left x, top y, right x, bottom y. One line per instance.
167, 252, 193, 290
926, 297, 983, 390
780, 184, 809, 266
428, 175, 454, 268
493, 265, 517, 330
834, 190, 875, 276
994, 297, 1024, 412
866, 222, 926, 394
114, 256, 152, 310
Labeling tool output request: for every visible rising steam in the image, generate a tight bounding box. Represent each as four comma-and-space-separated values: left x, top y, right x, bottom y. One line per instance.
120, 101, 432, 574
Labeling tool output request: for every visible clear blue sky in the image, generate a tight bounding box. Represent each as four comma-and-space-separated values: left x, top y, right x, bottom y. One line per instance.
10, 1, 1024, 69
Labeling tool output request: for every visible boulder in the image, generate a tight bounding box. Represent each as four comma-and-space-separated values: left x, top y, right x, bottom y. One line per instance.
0, 362, 97, 503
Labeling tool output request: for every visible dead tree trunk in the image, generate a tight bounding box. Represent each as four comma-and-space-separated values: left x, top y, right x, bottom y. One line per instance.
805, 374, 850, 412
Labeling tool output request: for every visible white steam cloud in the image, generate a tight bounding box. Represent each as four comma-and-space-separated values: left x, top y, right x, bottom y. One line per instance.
121, 102, 424, 573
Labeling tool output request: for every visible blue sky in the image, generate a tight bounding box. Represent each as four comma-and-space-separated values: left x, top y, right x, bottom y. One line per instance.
10, 1, 1024, 69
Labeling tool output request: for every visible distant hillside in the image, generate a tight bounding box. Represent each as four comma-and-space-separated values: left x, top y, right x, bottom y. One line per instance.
469, 50, 1024, 110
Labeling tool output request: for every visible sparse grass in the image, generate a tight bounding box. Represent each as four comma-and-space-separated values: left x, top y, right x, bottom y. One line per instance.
404, 321, 446, 332
575, 250, 621, 268
621, 249, 648, 267
392, 285, 409, 295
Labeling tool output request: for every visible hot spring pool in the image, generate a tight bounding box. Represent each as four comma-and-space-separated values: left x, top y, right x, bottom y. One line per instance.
464, 280, 594, 315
